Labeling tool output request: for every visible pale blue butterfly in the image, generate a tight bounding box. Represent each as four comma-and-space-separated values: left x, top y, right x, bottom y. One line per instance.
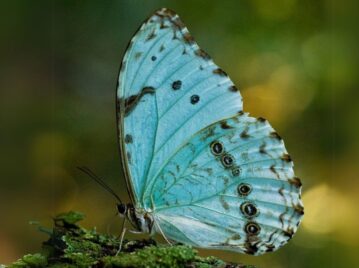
114, 8, 303, 255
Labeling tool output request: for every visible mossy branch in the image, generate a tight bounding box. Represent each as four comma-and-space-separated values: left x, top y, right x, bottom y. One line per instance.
6, 211, 255, 268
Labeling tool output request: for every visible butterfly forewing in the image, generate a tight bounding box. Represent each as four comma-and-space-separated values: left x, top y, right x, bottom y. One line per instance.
117, 8, 242, 203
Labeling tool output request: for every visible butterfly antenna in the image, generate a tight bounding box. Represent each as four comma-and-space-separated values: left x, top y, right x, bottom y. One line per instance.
77, 166, 123, 204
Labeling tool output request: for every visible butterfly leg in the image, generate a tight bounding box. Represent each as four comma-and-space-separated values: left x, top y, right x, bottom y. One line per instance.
116, 218, 127, 255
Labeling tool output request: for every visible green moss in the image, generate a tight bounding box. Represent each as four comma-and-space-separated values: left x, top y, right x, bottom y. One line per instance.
6, 211, 254, 268
9, 253, 47, 268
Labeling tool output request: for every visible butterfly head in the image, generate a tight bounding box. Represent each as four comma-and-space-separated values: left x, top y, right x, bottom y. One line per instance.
117, 203, 127, 216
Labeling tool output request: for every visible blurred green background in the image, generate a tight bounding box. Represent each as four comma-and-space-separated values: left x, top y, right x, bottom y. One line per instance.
1, 0, 358, 267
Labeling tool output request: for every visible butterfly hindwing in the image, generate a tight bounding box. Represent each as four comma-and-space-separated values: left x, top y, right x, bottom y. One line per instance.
149, 113, 303, 255
117, 8, 242, 203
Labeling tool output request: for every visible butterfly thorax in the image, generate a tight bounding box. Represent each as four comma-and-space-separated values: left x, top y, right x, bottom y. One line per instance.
118, 203, 154, 234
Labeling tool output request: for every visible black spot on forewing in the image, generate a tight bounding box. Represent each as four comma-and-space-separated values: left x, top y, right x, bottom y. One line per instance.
159, 44, 165, 52
190, 94, 200, 104
172, 80, 182, 90
124, 87, 155, 116
125, 134, 133, 144
151, 56, 157, 61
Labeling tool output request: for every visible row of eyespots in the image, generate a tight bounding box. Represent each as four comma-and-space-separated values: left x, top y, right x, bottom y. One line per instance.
210, 140, 261, 236
210, 140, 241, 177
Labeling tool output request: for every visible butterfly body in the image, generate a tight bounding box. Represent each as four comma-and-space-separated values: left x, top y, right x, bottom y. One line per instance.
116, 8, 303, 255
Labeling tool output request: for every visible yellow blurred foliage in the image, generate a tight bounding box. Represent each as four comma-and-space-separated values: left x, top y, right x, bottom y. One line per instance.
302, 184, 359, 245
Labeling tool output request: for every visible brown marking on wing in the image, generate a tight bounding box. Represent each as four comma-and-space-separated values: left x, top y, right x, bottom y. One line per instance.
270, 131, 282, 140
146, 29, 156, 41
244, 241, 260, 255
219, 196, 230, 211
266, 244, 276, 252
259, 142, 267, 154
220, 121, 233, 129
124, 86, 155, 115
281, 153, 292, 162
213, 68, 228, 77
195, 49, 211, 60
279, 211, 286, 228
134, 52, 142, 60
278, 187, 285, 197
240, 129, 250, 139
283, 228, 294, 239
288, 177, 302, 188
183, 32, 195, 44
257, 117, 267, 123
293, 203, 304, 215
270, 165, 280, 179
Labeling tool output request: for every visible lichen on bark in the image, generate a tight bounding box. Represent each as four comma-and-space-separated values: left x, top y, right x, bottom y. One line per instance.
6, 211, 255, 268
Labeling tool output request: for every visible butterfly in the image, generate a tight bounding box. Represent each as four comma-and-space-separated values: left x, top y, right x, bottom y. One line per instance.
114, 8, 304, 255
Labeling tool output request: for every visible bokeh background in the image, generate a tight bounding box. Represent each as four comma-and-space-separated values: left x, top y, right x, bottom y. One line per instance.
1, 0, 358, 267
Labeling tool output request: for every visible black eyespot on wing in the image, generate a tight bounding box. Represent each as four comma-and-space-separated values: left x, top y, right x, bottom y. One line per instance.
232, 166, 241, 177
240, 202, 259, 218
190, 94, 200, 104
221, 154, 235, 168
172, 80, 182, 90
237, 183, 252, 196
210, 141, 224, 156
245, 222, 261, 235
151, 56, 157, 61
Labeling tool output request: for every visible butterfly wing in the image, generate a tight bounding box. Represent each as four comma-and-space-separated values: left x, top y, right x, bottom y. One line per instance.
117, 8, 242, 204
150, 113, 303, 255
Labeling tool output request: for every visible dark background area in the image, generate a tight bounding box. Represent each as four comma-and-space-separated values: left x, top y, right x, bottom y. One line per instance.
1, 0, 358, 267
